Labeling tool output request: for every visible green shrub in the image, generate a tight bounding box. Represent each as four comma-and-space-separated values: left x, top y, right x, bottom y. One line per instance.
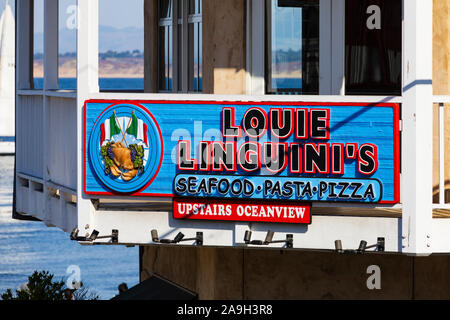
1, 270, 99, 301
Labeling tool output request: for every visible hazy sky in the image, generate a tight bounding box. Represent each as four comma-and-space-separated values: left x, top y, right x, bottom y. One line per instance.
10, 0, 144, 33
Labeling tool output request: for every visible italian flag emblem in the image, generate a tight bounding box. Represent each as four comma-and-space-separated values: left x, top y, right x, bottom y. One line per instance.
127, 113, 148, 146
100, 112, 148, 146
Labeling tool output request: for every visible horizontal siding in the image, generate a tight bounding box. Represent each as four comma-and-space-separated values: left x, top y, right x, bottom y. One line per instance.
16, 95, 44, 178
47, 97, 77, 190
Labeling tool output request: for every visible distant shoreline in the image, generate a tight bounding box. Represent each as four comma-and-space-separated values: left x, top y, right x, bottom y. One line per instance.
33, 57, 144, 79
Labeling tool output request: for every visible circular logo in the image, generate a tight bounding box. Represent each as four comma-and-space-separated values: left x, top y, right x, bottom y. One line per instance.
88, 103, 163, 194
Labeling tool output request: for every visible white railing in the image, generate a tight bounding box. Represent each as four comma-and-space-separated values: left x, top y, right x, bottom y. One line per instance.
433, 96, 450, 209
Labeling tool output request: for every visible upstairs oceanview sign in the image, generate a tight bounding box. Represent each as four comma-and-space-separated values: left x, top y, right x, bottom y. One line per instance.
84, 100, 400, 223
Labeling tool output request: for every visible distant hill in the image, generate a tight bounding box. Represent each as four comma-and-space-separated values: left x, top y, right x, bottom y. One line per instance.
34, 56, 144, 78
34, 25, 144, 54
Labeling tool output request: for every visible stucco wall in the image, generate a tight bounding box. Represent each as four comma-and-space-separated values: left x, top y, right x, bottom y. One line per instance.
141, 245, 450, 300
433, 0, 450, 203
202, 0, 246, 94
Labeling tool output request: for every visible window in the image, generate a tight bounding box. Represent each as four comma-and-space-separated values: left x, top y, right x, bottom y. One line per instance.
266, 0, 319, 95
345, 0, 402, 95
59, 0, 77, 90
99, 0, 144, 91
158, 0, 202, 93
33, 0, 44, 89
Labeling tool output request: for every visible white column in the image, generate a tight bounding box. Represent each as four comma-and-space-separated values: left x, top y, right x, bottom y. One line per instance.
319, 0, 331, 95
77, 0, 99, 234
44, 0, 59, 90
401, 0, 433, 255
330, 0, 345, 95
16, 0, 33, 90
246, 0, 265, 95
42, 0, 59, 224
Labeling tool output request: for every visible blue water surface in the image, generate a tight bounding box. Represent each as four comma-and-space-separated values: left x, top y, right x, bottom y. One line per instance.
33, 78, 144, 91
0, 211, 139, 300
1, 78, 142, 299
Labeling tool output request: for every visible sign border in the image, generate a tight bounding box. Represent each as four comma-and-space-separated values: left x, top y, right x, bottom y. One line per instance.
83, 99, 400, 204
173, 196, 313, 225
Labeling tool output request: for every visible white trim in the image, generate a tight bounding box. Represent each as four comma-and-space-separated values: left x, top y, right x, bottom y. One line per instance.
17, 89, 44, 96
433, 96, 450, 103
44, 90, 77, 99
439, 103, 445, 205
433, 204, 450, 210
84, 211, 402, 252
88, 92, 403, 103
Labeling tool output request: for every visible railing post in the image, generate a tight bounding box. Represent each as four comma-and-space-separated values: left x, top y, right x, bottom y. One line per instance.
42, 0, 59, 224
401, 0, 433, 255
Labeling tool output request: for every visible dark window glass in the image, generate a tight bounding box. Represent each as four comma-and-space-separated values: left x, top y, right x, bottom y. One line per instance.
158, 0, 201, 92
159, 0, 172, 18
158, 0, 173, 91
266, 0, 319, 95
345, 0, 402, 95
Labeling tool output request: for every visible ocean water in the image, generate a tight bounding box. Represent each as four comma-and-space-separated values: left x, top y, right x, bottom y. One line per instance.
0, 157, 139, 300
1, 78, 143, 300
33, 78, 144, 91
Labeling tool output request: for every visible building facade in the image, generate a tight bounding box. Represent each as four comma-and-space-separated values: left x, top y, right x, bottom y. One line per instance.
14, 0, 450, 299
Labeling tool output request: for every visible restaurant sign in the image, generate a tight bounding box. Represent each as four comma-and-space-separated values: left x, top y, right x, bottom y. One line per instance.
84, 100, 400, 224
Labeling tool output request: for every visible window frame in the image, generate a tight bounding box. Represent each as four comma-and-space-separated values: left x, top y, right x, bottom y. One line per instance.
158, 0, 202, 93
248, 0, 345, 96
265, 0, 319, 95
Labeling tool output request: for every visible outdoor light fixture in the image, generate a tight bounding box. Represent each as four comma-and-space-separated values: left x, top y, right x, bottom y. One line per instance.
151, 229, 203, 246
334, 237, 385, 254
88, 229, 119, 243
244, 230, 293, 248
334, 240, 343, 254
70, 228, 88, 241
357, 237, 385, 253
69, 228, 118, 243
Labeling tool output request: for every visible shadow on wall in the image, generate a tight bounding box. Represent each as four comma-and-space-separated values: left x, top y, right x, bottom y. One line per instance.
202, 0, 246, 95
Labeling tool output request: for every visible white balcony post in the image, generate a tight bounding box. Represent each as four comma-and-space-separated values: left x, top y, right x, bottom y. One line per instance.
401, 0, 433, 255
330, 0, 345, 95
44, 0, 59, 91
319, 0, 331, 95
42, 0, 59, 224
16, 0, 33, 90
246, 0, 265, 95
77, 0, 99, 233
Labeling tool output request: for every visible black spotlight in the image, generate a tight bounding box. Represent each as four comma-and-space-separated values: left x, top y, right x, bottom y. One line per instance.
88, 230, 100, 241
70, 228, 80, 240
244, 230, 252, 244
151, 230, 203, 246
151, 229, 159, 242
88, 230, 118, 243
357, 238, 385, 253
335, 240, 343, 254
244, 230, 293, 248
357, 240, 368, 253
70, 228, 88, 241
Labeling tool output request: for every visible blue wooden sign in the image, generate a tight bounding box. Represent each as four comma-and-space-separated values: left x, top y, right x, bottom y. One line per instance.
84, 100, 400, 204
